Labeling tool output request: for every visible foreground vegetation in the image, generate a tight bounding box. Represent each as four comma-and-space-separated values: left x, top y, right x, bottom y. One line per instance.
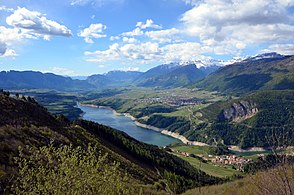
12, 144, 135, 195
185, 164, 294, 195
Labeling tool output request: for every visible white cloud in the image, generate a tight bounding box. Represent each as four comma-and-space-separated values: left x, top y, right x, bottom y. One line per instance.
0, 7, 72, 57
119, 42, 161, 62
85, 43, 121, 62
0, 42, 7, 56
85, 41, 212, 64
121, 27, 144, 37
83, 0, 294, 66
6, 7, 72, 38
145, 28, 182, 43
262, 44, 294, 55
1, 49, 17, 57
0, 26, 31, 56
180, 0, 294, 52
85, 42, 161, 63
110, 36, 120, 41
181, 0, 200, 6
278, 0, 294, 6
0, 6, 14, 12
78, 23, 107, 43
122, 37, 137, 43
136, 19, 162, 29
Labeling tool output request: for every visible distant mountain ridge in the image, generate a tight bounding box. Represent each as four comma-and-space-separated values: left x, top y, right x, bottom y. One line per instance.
87, 70, 142, 88
0, 70, 94, 91
195, 54, 294, 95
135, 62, 221, 88
0, 53, 291, 91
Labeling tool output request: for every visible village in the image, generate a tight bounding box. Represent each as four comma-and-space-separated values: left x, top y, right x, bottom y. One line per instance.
137, 96, 204, 107
170, 148, 253, 171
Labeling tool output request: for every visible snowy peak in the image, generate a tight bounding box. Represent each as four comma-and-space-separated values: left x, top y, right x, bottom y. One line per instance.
179, 59, 224, 68
243, 52, 285, 62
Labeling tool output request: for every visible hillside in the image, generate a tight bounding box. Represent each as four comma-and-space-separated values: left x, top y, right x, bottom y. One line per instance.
169, 90, 294, 148
136, 63, 219, 88
0, 93, 220, 193
0, 71, 94, 91
185, 164, 294, 195
87, 70, 142, 88
196, 54, 294, 95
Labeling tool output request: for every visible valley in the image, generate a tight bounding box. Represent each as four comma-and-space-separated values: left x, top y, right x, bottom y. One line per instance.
0, 53, 294, 194
1, 0, 294, 193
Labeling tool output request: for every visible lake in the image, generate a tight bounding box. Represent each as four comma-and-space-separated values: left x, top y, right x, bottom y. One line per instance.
77, 104, 180, 147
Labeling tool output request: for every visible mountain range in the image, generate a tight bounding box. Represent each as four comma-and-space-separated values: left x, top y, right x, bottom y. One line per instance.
0, 52, 293, 93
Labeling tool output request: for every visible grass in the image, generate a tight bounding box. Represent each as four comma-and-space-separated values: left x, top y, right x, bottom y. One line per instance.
175, 155, 238, 178
170, 145, 240, 178
232, 149, 286, 160
171, 145, 216, 156
184, 164, 294, 195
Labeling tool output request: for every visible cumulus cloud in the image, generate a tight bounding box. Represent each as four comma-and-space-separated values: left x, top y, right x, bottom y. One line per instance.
122, 37, 137, 43
85, 41, 212, 64
84, 0, 294, 65
85, 42, 161, 63
78, 23, 107, 43
0, 26, 31, 56
181, 0, 200, 6
6, 7, 72, 38
110, 36, 120, 41
136, 19, 162, 29
145, 28, 182, 43
0, 7, 72, 57
0, 42, 17, 57
121, 27, 144, 37
180, 0, 294, 52
0, 6, 14, 12
262, 44, 294, 55
0, 42, 7, 56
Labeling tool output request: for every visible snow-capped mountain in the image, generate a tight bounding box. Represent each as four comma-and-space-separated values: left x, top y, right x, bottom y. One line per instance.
243, 52, 285, 62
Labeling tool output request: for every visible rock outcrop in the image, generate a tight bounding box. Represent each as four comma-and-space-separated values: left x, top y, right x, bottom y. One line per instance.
218, 100, 258, 122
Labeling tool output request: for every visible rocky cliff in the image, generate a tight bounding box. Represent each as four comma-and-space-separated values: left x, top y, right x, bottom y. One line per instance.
218, 100, 258, 122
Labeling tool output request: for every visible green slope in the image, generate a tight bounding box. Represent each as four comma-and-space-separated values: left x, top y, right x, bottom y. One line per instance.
184, 90, 294, 148
0, 93, 221, 193
196, 56, 294, 95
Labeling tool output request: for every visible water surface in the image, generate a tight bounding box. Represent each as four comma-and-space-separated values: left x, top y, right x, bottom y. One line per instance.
78, 104, 179, 147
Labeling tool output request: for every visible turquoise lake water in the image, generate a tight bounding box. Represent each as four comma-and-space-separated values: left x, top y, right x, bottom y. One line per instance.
78, 104, 179, 147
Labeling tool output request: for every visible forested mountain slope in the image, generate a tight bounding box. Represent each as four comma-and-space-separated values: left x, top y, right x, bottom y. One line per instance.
196, 55, 294, 95
0, 93, 220, 193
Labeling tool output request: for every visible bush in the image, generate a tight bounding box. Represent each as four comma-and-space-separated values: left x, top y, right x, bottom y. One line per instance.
12, 144, 135, 195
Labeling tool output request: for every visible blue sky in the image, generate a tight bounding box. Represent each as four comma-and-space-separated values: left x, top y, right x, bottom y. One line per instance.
0, 0, 294, 76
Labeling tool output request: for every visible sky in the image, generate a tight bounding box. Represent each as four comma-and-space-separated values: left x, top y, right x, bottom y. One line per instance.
0, 0, 294, 76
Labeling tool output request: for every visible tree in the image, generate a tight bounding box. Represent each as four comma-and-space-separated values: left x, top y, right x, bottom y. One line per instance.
12, 144, 135, 195
3, 91, 10, 97
21, 95, 26, 101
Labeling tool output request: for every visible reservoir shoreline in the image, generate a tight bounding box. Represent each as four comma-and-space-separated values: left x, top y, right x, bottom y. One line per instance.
78, 102, 276, 152
78, 103, 209, 146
